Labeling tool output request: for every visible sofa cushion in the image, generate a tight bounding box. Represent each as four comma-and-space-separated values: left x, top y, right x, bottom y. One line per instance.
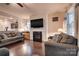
59, 33, 77, 45
0, 34, 4, 41
0, 35, 4, 39
63, 36, 77, 45
4, 32, 17, 37
7, 36, 21, 40
52, 34, 63, 42
4, 33, 12, 37
10, 32, 17, 37
0, 34, 5, 43
1, 37, 16, 43
59, 33, 69, 43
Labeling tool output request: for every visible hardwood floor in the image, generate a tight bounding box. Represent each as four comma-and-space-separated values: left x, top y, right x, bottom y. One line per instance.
6, 40, 45, 56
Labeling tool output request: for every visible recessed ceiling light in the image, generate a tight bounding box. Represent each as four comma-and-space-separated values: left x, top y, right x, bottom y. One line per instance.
9, 17, 13, 19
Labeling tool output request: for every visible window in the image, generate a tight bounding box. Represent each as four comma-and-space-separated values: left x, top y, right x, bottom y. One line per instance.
66, 8, 75, 36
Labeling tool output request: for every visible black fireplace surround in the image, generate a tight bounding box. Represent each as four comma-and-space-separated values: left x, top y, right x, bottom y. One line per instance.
33, 31, 42, 42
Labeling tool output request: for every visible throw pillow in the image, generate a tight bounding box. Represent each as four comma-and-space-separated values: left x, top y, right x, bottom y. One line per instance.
59, 33, 68, 43
5, 33, 12, 37
11, 32, 17, 37
52, 34, 63, 42
0, 35, 4, 39
48, 36, 53, 39
5, 32, 17, 37
64, 36, 77, 44
0, 35, 4, 43
57, 34, 63, 43
59, 33, 74, 44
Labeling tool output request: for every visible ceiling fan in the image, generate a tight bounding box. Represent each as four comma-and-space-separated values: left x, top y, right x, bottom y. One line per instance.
5, 3, 32, 11
5, 3, 24, 7
17, 3, 23, 7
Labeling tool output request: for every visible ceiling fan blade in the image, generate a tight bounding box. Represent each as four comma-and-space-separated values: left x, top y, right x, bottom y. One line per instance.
5, 3, 10, 5
17, 3, 23, 7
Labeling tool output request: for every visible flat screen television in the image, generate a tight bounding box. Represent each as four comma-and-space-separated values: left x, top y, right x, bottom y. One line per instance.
31, 18, 43, 28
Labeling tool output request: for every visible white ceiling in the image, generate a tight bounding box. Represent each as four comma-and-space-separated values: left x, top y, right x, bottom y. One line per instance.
0, 3, 72, 19
24, 3, 72, 14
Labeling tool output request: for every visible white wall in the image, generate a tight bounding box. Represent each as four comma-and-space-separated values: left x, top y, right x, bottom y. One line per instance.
0, 19, 13, 31
18, 18, 30, 32
30, 13, 48, 41
0, 16, 30, 32
48, 12, 65, 36
0, 20, 6, 31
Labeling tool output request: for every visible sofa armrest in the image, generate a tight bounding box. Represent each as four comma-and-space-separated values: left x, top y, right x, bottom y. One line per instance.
45, 41, 78, 56
0, 47, 9, 56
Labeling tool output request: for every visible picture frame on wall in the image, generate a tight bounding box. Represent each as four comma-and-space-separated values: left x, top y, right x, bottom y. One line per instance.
11, 22, 18, 29
52, 17, 59, 22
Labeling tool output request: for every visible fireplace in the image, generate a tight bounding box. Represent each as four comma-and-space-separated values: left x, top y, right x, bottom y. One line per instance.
33, 31, 42, 42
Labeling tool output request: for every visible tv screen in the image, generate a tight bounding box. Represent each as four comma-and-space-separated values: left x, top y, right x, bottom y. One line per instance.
31, 18, 43, 28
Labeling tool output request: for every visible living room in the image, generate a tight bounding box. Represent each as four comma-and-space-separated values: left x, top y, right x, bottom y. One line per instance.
0, 3, 78, 56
